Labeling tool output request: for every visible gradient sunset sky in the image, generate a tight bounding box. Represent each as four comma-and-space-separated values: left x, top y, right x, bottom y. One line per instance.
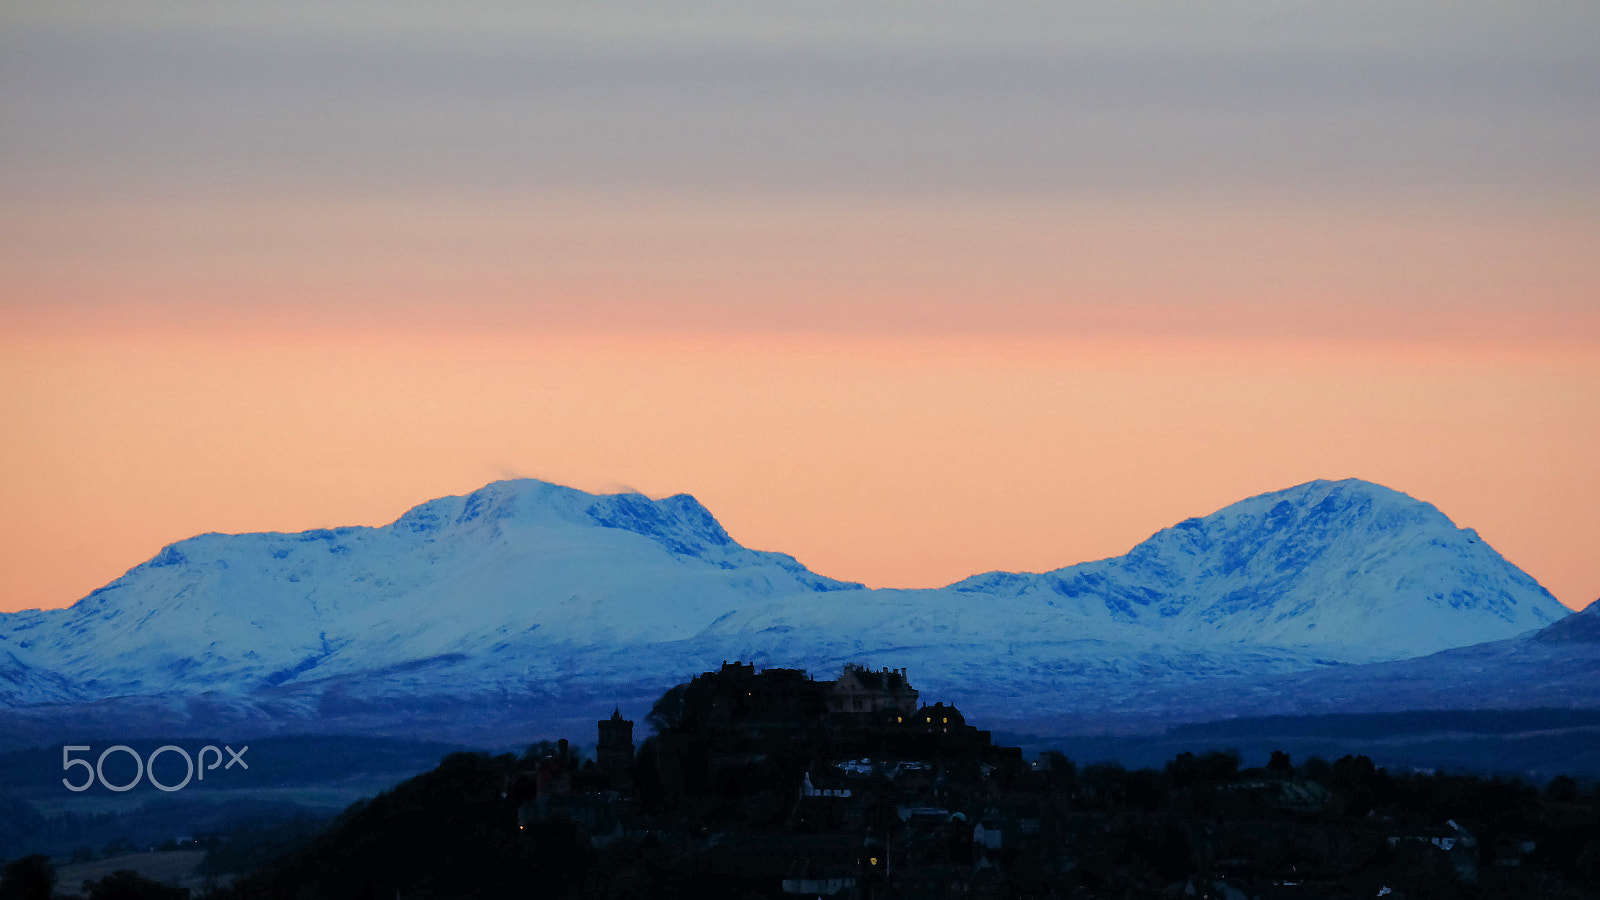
2, 1, 1597, 614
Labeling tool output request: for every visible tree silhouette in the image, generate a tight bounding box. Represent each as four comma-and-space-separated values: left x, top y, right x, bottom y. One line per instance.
81, 869, 189, 900
0, 855, 55, 900
1267, 750, 1293, 776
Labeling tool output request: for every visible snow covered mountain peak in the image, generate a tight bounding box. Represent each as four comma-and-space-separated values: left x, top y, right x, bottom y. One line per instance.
0, 479, 860, 701
390, 478, 736, 559
946, 478, 1566, 658
1121, 478, 1456, 581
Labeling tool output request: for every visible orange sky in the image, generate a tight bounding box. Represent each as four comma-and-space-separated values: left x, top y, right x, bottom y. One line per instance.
2, 3, 1597, 615
1, 327, 1595, 614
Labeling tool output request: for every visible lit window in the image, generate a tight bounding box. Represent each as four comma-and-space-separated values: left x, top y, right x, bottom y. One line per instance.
942, 717, 948, 723
896, 716, 902, 723
870, 857, 878, 866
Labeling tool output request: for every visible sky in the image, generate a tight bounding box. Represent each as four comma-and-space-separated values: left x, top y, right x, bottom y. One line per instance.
2, 1, 1597, 613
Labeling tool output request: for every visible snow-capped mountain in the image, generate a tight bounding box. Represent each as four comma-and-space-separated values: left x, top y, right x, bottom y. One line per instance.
0, 477, 1575, 745
0, 480, 856, 703
956, 478, 1562, 657
698, 479, 1566, 664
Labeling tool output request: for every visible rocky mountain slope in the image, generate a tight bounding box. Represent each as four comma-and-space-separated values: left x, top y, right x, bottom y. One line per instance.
996, 597, 1600, 739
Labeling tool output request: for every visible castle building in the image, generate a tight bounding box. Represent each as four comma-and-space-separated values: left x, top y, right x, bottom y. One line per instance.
597, 708, 635, 789
826, 663, 919, 717
908, 701, 996, 751
598, 708, 634, 761
679, 662, 826, 737
632, 661, 1019, 815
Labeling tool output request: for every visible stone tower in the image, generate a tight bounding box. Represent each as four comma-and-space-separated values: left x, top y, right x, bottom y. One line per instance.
597, 707, 635, 786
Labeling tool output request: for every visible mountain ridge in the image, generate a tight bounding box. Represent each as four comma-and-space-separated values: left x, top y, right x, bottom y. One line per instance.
940, 478, 1561, 655
0, 476, 1577, 746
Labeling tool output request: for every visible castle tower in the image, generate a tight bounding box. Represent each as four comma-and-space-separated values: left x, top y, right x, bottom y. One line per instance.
597, 707, 635, 787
